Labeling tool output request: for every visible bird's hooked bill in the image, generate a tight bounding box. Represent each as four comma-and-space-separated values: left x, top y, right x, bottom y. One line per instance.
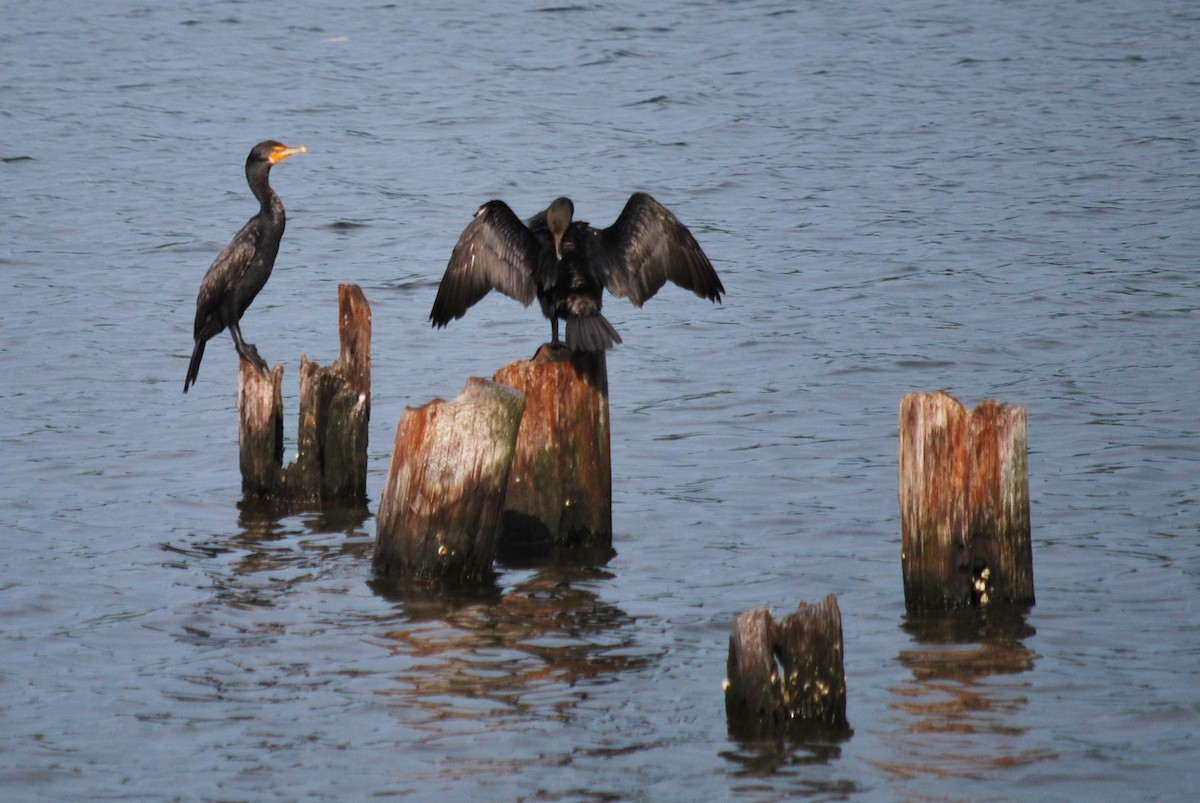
269, 144, 308, 164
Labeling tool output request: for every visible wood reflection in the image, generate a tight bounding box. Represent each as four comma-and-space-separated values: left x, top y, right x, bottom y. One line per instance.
369, 567, 655, 721
877, 606, 1052, 783
160, 504, 373, 611
898, 642, 1035, 682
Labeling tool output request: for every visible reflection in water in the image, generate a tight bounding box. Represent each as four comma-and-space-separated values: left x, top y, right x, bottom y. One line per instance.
369, 565, 657, 728
164, 510, 656, 777
876, 607, 1057, 782
901, 606, 1036, 648
719, 735, 860, 800
236, 497, 373, 538
162, 502, 373, 610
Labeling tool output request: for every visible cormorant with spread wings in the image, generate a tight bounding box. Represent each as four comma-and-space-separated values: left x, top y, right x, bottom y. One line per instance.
429, 193, 724, 351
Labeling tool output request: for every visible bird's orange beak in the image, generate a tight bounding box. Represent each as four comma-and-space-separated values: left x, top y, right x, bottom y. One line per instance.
269, 144, 308, 164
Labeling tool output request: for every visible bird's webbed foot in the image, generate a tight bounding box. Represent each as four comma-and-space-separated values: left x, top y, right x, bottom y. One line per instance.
229, 323, 270, 375
239, 342, 270, 375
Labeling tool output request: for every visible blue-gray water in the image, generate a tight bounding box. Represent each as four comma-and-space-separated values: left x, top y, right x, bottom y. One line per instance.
2, 0, 1197, 799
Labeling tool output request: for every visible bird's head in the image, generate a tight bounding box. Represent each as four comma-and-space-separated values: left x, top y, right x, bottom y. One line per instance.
248, 140, 308, 169
546, 197, 574, 260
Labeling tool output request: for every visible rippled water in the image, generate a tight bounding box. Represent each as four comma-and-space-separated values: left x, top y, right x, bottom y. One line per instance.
2, 0, 1198, 799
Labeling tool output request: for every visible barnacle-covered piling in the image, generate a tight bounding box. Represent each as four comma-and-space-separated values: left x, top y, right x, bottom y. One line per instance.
898, 391, 1034, 611
725, 595, 849, 739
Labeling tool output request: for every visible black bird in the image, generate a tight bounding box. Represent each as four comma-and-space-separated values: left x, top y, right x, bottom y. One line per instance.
429, 193, 724, 351
183, 140, 306, 393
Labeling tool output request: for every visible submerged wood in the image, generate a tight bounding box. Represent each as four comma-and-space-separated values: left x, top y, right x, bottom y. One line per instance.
725, 596, 850, 739
237, 284, 372, 507
898, 391, 1034, 612
373, 377, 526, 585
491, 344, 612, 560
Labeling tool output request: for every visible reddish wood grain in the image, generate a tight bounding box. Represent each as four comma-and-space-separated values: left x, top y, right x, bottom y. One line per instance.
492, 344, 612, 559
899, 391, 1033, 611
373, 378, 526, 584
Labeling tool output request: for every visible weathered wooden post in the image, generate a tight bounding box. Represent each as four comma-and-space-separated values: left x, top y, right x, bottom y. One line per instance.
899, 391, 1034, 611
237, 283, 372, 507
725, 607, 782, 738
725, 595, 850, 739
373, 378, 526, 585
284, 284, 372, 504
491, 344, 612, 559
238, 362, 284, 497
775, 596, 849, 729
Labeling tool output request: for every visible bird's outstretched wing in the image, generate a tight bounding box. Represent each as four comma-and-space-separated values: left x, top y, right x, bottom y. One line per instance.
430, 200, 541, 327
593, 192, 724, 308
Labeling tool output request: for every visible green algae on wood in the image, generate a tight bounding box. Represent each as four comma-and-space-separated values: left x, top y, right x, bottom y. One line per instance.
373, 378, 526, 585
492, 343, 612, 561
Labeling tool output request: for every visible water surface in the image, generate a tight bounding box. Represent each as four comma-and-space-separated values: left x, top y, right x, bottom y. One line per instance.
1, 1, 1197, 800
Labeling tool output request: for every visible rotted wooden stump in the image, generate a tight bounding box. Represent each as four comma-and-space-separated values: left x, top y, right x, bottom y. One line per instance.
898, 391, 1034, 612
725, 595, 850, 739
237, 283, 372, 507
491, 344, 612, 559
238, 361, 285, 497
373, 377, 526, 585
725, 607, 780, 738
284, 284, 372, 504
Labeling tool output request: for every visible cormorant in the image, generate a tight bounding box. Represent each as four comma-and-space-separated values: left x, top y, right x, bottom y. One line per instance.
429, 193, 724, 351
183, 140, 306, 393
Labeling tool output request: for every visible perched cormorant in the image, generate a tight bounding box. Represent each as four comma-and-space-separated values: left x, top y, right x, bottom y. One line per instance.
429, 193, 724, 351
183, 140, 306, 393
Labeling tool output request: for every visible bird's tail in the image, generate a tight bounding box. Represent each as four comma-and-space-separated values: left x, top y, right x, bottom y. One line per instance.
184, 339, 205, 393
565, 314, 622, 352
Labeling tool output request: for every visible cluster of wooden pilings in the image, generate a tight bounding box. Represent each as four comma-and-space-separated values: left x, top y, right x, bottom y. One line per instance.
232, 288, 1034, 743
237, 283, 371, 510
236, 292, 612, 571
372, 343, 614, 584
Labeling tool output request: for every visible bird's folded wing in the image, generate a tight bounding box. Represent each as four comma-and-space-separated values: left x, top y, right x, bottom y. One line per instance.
194, 220, 259, 334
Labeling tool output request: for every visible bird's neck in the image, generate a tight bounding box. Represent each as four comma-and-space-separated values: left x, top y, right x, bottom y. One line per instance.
254, 183, 281, 211
247, 168, 284, 219
255, 191, 286, 242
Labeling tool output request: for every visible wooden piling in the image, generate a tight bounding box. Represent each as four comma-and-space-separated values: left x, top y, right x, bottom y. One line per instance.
725, 607, 783, 738
725, 595, 850, 739
238, 360, 285, 497
283, 284, 372, 504
775, 596, 849, 729
898, 391, 1034, 612
373, 377, 526, 585
236, 284, 372, 507
491, 344, 612, 560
